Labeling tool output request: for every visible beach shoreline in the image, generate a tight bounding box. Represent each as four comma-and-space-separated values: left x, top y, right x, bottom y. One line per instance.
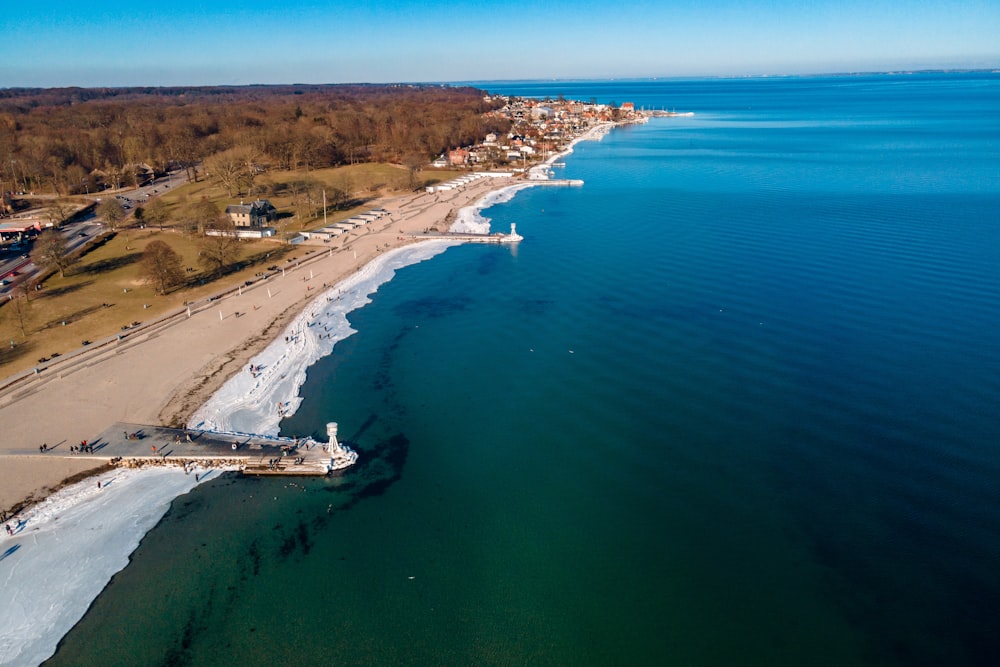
0, 176, 511, 513
0, 122, 619, 666
0, 123, 618, 515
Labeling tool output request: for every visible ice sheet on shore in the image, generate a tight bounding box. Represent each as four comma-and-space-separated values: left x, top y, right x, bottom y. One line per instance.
449, 123, 612, 235
0, 466, 225, 667
188, 240, 459, 436
449, 183, 539, 234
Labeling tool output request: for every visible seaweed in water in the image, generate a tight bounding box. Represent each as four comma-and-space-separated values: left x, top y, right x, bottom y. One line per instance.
248, 539, 261, 576
296, 520, 312, 555
279, 533, 297, 558
392, 294, 471, 319
320, 432, 410, 508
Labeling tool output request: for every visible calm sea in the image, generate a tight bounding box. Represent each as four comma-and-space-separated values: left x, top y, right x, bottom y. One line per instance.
48, 73, 1000, 666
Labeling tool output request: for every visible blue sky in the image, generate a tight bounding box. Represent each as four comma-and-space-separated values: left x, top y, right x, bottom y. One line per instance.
2, 0, 998, 87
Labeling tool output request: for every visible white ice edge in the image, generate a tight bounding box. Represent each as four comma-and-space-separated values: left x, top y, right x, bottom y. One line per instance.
452, 122, 612, 234
0, 465, 232, 667
0, 122, 620, 666
187, 239, 459, 436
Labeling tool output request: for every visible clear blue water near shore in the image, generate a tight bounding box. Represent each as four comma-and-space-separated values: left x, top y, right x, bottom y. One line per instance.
48, 72, 1000, 665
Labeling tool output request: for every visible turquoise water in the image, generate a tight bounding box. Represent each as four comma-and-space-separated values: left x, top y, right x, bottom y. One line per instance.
48, 73, 1000, 666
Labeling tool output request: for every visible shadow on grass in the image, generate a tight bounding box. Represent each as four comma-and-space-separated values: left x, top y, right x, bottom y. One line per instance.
76, 252, 142, 275
35, 281, 93, 300
0, 338, 37, 368
39, 304, 106, 331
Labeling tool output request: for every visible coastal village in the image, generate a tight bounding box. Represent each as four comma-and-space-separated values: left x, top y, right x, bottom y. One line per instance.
433, 95, 645, 170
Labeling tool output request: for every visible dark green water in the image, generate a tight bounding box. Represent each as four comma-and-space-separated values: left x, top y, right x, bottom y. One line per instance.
48, 73, 1000, 666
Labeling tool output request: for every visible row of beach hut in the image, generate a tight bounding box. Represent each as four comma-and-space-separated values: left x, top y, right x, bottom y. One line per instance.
424, 171, 510, 194
300, 208, 390, 241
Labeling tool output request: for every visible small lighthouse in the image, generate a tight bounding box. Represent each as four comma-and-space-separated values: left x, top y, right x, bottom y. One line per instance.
325, 421, 359, 471
327, 422, 341, 453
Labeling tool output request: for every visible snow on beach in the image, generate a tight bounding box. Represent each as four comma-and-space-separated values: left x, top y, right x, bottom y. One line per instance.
0, 243, 458, 666
451, 122, 612, 235
0, 238, 464, 666
188, 239, 458, 436
449, 183, 538, 234
0, 466, 226, 667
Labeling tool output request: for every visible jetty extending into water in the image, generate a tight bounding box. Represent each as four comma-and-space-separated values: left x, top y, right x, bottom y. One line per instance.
15, 421, 357, 477
416, 222, 524, 244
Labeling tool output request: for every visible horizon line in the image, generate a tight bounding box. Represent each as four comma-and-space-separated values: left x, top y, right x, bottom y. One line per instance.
2, 68, 998, 92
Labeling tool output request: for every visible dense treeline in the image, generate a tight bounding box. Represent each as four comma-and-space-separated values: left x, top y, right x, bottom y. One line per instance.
0, 84, 510, 195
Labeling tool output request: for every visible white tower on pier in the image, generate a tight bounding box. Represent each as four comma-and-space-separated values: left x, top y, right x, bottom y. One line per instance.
327, 422, 340, 453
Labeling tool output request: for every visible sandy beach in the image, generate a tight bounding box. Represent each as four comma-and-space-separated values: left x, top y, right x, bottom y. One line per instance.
0, 119, 616, 512
0, 175, 515, 513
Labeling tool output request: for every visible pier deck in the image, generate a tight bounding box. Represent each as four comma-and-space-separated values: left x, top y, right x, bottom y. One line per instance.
17, 422, 344, 476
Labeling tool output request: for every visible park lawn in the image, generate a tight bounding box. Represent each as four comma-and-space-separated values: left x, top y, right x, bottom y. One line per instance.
0, 229, 301, 378
0, 162, 463, 378
156, 163, 462, 233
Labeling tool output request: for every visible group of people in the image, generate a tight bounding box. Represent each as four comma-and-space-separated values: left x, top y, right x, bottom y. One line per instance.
37, 441, 95, 453
71, 441, 93, 454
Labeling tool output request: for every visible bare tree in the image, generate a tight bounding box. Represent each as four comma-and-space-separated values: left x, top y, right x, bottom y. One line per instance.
30, 229, 74, 278
143, 197, 170, 231
198, 219, 241, 274
6, 290, 29, 337
45, 200, 72, 227
403, 152, 426, 189
205, 150, 244, 198
98, 197, 126, 232
287, 177, 321, 221
205, 147, 259, 198
140, 240, 184, 294
191, 198, 223, 235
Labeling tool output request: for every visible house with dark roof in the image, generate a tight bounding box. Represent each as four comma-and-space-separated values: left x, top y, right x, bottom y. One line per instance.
225, 199, 277, 228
